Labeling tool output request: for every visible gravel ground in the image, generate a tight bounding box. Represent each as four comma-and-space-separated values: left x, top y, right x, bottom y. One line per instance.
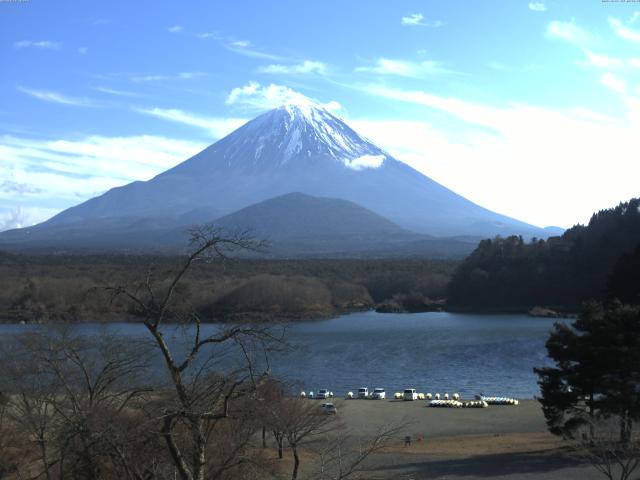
303, 398, 604, 480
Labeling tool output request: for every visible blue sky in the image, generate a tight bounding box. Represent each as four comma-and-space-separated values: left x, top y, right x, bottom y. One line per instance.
2, 0, 640, 231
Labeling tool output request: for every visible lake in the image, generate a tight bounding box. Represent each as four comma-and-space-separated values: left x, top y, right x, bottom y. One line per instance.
0, 311, 564, 399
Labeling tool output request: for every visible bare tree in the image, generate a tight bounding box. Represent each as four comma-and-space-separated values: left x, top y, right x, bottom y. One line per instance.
0, 389, 18, 479
574, 417, 640, 480
310, 424, 405, 480
106, 226, 279, 480
0, 329, 157, 480
273, 397, 335, 480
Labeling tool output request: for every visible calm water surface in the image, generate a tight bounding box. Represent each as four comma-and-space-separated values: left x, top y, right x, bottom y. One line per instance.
0, 311, 564, 399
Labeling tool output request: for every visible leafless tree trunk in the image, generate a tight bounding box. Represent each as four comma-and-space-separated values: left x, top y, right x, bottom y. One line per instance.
311, 423, 405, 480
0, 328, 157, 480
574, 417, 640, 480
275, 397, 335, 480
106, 225, 278, 480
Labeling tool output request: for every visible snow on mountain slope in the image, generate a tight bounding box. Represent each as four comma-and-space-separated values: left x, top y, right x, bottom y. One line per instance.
28, 101, 554, 239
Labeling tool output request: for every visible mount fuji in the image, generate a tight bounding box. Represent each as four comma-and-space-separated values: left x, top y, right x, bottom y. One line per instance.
0, 101, 561, 255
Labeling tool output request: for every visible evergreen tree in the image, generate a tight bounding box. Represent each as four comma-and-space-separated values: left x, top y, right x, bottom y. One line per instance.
535, 302, 640, 442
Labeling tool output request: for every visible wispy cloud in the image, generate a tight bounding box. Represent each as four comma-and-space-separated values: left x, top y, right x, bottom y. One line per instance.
259, 60, 327, 75
352, 84, 640, 227
401, 13, 423, 25
546, 19, 595, 46
130, 72, 205, 82
17, 87, 94, 107
630, 12, 640, 24
0, 206, 60, 232
196, 31, 283, 60
576, 49, 624, 68
601, 73, 626, 93
14, 40, 60, 49
135, 107, 246, 137
0, 133, 208, 228
230, 39, 250, 48
400, 13, 443, 27
355, 58, 456, 78
226, 82, 307, 109
92, 86, 140, 97
528, 2, 546, 12
609, 17, 640, 43
196, 31, 221, 40
225, 45, 284, 61
168, 25, 183, 33
225, 81, 341, 113
78, 47, 88, 54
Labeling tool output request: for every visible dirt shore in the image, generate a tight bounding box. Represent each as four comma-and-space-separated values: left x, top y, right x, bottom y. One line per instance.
306, 398, 602, 479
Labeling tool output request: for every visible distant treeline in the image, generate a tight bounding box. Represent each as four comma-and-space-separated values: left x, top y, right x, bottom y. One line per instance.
0, 254, 456, 323
447, 198, 640, 311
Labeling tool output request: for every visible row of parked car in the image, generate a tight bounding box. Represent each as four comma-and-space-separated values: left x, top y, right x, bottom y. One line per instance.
303, 388, 454, 401
303, 388, 519, 405
354, 388, 460, 401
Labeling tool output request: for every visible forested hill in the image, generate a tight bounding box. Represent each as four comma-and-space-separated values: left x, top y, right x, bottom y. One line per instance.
447, 198, 640, 311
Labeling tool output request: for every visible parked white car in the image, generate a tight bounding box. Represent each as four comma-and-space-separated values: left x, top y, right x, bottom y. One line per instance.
316, 389, 332, 399
371, 388, 386, 400
357, 387, 369, 399
403, 388, 418, 401
321, 403, 337, 414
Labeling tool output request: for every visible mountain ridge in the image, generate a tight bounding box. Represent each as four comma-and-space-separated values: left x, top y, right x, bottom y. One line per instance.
1, 102, 561, 252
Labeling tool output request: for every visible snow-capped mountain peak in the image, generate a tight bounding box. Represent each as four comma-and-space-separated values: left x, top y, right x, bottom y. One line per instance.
31, 99, 555, 241
228, 103, 387, 170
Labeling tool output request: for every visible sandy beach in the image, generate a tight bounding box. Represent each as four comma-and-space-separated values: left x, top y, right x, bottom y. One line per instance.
297, 398, 603, 479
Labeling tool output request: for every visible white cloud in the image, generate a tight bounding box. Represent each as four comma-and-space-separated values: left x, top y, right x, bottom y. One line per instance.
14, 40, 60, 49
322, 100, 343, 113
93, 86, 140, 97
259, 60, 327, 75
0, 134, 208, 227
630, 12, 640, 24
609, 17, 640, 43
0, 207, 61, 232
197, 31, 221, 40
345, 154, 385, 171
401, 13, 423, 25
135, 107, 246, 137
226, 81, 308, 109
355, 58, 454, 78
577, 49, 623, 68
130, 72, 205, 82
168, 25, 183, 33
226, 81, 342, 114
546, 19, 595, 46
601, 73, 626, 93
225, 45, 283, 61
17, 87, 94, 107
574, 49, 640, 70
528, 2, 546, 12
354, 84, 640, 227
230, 39, 250, 48
400, 13, 443, 27
196, 31, 283, 60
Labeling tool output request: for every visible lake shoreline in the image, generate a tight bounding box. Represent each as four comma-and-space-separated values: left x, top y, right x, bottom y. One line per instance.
0, 311, 557, 398
0, 305, 577, 325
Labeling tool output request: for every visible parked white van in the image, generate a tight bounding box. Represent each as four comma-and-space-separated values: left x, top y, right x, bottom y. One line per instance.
357, 387, 369, 399
403, 388, 418, 401
371, 388, 386, 399
316, 389, 331, 399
